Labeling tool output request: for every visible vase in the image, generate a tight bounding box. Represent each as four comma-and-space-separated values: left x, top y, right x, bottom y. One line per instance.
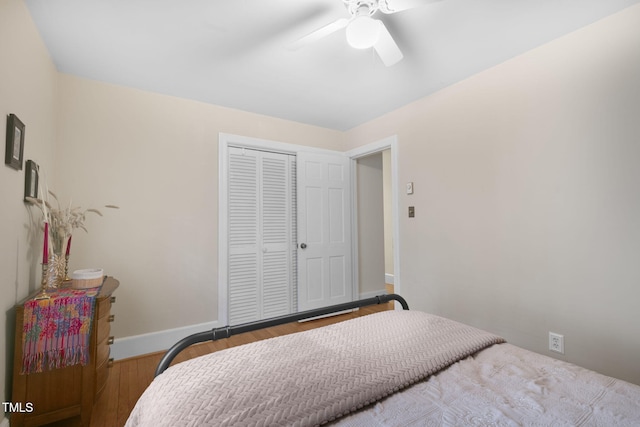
46, 234, 68, 288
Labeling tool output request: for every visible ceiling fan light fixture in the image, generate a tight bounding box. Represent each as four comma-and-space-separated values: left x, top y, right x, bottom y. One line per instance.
346, 16, 381, 49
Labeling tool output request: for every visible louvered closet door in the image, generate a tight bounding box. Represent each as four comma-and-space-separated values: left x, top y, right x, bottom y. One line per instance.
228, 147, 296, 325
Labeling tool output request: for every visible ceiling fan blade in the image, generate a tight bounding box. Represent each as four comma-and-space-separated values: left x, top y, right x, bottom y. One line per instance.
287, 18, 350, 50
373, 21, 403, 66
380, 0, 444, 14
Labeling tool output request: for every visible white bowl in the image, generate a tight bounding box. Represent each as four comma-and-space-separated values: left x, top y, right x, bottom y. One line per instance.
71, 268, 104, 289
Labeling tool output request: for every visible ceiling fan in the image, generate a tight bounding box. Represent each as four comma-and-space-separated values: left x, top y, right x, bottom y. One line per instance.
289, 0, 442, 67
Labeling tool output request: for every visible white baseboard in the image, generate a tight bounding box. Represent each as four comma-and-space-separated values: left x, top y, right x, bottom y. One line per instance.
1, 416, 9, 427
299, 308, 356, 322
385, 273, 394, 285
112, 291, 388, 360
359, 289, 389, 300
111, 320, 220, 360
299, 290, 389, 322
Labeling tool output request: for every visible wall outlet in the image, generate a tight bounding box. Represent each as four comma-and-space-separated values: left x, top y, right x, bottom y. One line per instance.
549, 332, 564, 354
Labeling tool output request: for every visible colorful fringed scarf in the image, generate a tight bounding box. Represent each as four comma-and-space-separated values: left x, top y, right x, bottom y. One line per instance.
21, 287, 100, 374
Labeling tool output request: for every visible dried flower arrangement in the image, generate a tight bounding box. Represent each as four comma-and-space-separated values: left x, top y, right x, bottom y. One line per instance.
27, 193, 118, 246
26, 191, 119, 287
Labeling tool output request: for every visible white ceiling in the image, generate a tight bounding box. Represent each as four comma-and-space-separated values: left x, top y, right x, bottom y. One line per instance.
25, 0, 639, 131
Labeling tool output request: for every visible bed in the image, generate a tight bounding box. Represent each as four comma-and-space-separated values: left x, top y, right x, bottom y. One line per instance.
126, 295, 640, 426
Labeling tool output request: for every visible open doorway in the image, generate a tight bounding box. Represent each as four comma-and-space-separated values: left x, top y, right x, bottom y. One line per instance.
348, 136, 400, 301
355, 150, 394, 297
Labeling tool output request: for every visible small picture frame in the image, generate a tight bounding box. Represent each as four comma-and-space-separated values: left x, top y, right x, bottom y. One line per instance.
24, 160, 39, 201
5, 114, 25, 170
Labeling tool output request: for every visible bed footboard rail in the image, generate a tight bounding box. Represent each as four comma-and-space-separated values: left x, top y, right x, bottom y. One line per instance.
155, 293, 409, 377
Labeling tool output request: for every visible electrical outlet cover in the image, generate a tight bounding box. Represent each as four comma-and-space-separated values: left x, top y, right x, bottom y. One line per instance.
549, 332, 564, 354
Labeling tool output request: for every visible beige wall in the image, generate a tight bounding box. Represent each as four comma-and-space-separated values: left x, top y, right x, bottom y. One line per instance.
54, 75, 344, 339
345, 5, 640, 384
0, 0, 58, 413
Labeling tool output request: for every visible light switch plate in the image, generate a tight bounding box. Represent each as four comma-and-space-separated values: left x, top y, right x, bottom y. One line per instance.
406, 182, 414, 195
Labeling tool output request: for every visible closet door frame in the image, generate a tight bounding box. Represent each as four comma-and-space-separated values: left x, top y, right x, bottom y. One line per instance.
218, 133, 355, 325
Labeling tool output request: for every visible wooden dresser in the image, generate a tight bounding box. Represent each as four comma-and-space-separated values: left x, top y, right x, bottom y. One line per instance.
11, 277, 119, 427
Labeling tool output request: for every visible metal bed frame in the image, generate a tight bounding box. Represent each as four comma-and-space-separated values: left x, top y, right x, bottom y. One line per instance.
155, 293, 409, 377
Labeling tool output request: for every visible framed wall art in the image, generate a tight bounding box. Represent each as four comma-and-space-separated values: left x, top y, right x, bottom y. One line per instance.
24, 160, 39, 201
5, 113, 25, 170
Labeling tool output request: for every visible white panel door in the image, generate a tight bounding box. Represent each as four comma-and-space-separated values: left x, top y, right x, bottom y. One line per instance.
297, 151, 353, 311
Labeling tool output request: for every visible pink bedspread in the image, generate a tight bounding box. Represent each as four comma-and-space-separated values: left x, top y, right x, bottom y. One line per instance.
126, 311, 504, 426
127, 310, 640, 426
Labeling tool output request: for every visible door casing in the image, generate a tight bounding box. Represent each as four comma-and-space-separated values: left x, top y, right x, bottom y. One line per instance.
346, 136, 400, 305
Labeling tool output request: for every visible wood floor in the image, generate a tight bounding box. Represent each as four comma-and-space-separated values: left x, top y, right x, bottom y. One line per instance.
89, 301, 393, 427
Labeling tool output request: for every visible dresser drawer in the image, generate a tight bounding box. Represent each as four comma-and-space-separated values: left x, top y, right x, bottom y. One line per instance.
95, 352, 112, 398
96, 334, 111, 367
95, 289, 115, 400
96, 295, 112, 320
97, 314, 111, 342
